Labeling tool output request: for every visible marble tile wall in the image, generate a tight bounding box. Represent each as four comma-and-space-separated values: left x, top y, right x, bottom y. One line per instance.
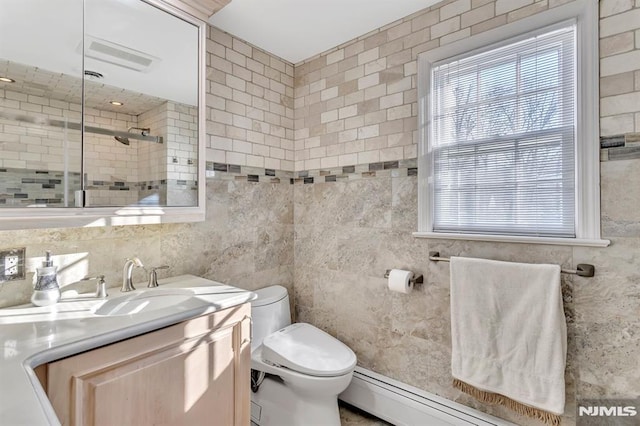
291, 1, 640, 425
0, 175, 293, 308
292, 160, 640, 425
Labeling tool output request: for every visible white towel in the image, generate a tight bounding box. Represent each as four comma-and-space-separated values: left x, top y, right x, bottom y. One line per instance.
450, 256, 567, 424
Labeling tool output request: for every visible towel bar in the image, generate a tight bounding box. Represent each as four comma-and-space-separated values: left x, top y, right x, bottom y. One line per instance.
428, 252, 595, 277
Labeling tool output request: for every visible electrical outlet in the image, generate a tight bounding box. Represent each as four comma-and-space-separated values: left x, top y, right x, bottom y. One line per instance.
0, 248, 26, 283
5, 255, 19, 276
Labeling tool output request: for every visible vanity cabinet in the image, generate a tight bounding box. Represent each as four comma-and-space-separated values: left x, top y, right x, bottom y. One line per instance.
42, 303, 251, 426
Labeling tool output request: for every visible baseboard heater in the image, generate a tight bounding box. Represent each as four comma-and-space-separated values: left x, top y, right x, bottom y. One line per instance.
339, 367, 516, 426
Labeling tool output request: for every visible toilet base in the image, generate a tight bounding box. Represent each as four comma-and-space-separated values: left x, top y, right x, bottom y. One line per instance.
251, 375, 341, 426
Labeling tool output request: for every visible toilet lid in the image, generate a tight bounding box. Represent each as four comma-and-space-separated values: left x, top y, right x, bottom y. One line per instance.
261, 323, 357, 377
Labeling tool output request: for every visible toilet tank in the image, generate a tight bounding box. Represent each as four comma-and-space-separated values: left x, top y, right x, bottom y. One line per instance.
251, 285, 291, 351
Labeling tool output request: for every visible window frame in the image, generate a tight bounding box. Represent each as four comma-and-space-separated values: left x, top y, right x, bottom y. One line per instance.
414, 0, 609, 247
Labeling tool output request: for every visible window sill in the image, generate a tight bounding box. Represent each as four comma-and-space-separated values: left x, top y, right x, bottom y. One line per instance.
412, 231, 610, 248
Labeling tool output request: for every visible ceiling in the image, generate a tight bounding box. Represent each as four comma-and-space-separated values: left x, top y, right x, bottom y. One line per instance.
0, 60, 166, 116
209, 0, 440, 64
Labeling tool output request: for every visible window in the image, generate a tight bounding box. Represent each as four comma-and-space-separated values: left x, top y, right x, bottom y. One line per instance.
416, 0, 608, 247
432, 26, 575, 237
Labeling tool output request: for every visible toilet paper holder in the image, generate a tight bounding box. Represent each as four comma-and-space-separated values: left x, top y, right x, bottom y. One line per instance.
383, 269, 424, 286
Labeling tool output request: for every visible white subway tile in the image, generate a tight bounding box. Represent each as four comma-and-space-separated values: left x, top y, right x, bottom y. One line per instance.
210, 135, 233, 151
226, 151, 246, 166
601, 91, 640, 116
321, 156, 339, 168
246, 154, 264, 167
496, 0, 533, 15
380, 92, 404, 109
364, 83, 387, 100
266, 157, 283, 170
326, 49, 345, 65
357, 150, 380, 164
600, 0, 635, 18
387, 105, 412, 120
252, 143, 270, 157
233, 139, 252, 154
309, 146, 326, 159
461, 3, 495, 28
601, 113, 635, 136
339, 153, 358, 166
441, 0, 472, 21
358, 47, 380, 65
321, 86, 339, 101
404, 144, 417, 158
271, 147, 286, 159
365, 58, 387, 75
321, 109, 339, 123
226, 49, 246, 67
232, 38, 252, 56
206, 148, 226, 163
305, 158, 321, 169
344, 139, 365, 154
601, 50, 640, 77
431, 17, 461, 39
600, 9, 640, 37
441, 27, 471, 45
345, 66, 365, 82
358, 73, 380, 90
358, 125, 380, 139
339, 105, 358, 119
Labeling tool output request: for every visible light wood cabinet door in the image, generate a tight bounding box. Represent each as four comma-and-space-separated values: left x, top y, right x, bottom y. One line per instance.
47, 303, 251, 426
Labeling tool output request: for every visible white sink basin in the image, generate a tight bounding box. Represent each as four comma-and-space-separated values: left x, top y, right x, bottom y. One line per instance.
92, 288, 194, 316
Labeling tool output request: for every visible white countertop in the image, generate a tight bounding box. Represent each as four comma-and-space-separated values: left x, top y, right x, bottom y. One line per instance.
0, 275, 256, 426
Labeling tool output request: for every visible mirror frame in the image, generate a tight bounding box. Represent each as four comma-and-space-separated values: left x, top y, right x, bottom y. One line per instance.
0, 0, 206, 230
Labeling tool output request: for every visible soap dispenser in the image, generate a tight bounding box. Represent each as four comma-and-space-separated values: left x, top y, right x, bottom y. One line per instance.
31, 251, 61, 307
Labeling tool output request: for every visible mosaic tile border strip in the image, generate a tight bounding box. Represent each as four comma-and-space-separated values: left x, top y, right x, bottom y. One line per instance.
205, 159, 417, 184
205, 162, 293, 184
600, 132, 640, 161
0, 168, 81, 206
0, 166, 197, 207
86, 179, 197, 191
292, 158, 417, 184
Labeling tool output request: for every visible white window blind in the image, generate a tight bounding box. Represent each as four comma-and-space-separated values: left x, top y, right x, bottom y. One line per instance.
430, 25, 576, 238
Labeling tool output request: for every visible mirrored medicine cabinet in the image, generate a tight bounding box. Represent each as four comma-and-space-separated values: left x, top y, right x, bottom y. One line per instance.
0, 0, 206, 229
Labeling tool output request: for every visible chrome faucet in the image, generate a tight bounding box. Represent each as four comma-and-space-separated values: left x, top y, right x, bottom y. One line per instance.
147, 265, 170, 288
122, 257, 144, 292
81, 275, 108, 298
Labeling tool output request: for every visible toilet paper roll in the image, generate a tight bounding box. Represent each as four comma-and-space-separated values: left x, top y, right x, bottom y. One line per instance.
387, 269, 414, 294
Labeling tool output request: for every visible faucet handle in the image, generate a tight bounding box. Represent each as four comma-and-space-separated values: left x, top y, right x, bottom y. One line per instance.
147, 266, 169, 288
82, 275, 107, 298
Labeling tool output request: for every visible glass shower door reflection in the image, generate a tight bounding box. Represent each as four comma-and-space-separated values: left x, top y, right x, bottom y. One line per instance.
0, 0, 83, 207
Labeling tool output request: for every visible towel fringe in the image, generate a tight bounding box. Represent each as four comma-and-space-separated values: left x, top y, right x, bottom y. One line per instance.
453, 379, 561, 426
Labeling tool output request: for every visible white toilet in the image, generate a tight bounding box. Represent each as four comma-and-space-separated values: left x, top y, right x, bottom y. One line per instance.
250, 285, 357, 426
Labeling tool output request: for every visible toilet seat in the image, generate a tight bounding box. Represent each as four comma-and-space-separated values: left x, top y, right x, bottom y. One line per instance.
261, 323, 356, 377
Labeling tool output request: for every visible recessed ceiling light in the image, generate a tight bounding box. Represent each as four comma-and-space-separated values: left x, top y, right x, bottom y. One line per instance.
0, 77, 15, 83
109, 101, 124, 106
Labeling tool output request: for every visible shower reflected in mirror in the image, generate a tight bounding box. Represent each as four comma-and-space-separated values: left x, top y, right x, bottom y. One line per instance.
114, 127, 155, 146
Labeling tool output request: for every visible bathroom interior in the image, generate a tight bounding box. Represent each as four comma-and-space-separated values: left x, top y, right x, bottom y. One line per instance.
0, 0, 638, 425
